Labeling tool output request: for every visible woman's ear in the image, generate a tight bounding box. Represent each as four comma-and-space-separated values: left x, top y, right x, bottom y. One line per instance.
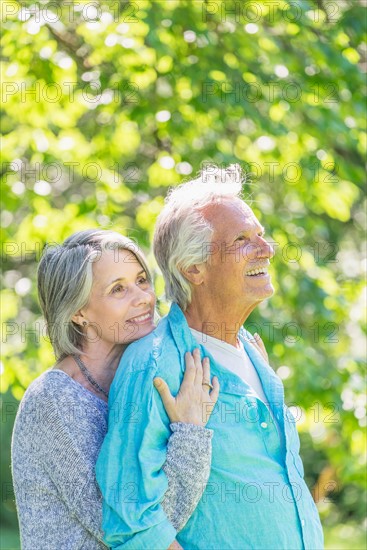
71, 311, 87, 326
181, 264, 205, 286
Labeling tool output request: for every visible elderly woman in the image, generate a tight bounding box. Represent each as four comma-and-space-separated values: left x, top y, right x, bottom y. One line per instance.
11, 229, 219, 550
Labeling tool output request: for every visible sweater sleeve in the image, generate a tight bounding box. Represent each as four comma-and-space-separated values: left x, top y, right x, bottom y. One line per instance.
38, 398, 213, 540
162, 422, 213, 531
35, 394, 107, 544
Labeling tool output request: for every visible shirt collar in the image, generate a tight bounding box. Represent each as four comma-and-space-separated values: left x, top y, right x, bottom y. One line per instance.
167, 304, 260, 397
168, 303, 284, 405
167, 302, 198, 352
239, 328, 285, 413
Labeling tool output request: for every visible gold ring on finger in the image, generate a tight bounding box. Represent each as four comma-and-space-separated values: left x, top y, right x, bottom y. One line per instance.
202, 380, 214, 390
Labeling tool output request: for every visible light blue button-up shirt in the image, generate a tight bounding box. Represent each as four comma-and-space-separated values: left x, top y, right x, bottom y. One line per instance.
96, 303, 324, 549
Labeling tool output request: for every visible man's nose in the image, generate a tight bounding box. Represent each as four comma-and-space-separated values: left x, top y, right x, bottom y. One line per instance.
254, 237, 274, 259
264, 239, 274, 259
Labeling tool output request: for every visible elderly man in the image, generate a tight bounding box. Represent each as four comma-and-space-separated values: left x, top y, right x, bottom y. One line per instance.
96, 165, 324, 549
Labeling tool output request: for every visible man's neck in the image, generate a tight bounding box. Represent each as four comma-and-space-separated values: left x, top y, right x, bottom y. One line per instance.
184, 304, 247, 348
190, 326, 242, 349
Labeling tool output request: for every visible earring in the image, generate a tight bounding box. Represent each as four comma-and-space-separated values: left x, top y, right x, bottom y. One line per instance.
82, 321, 88, 326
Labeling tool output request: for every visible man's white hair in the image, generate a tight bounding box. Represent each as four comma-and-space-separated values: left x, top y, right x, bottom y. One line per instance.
153, 163, 246, 310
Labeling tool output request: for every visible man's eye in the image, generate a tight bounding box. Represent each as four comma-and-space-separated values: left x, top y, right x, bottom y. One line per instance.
236, 236, 246, 242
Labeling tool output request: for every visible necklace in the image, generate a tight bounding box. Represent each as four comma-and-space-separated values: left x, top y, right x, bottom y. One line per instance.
72, 354, 109, 399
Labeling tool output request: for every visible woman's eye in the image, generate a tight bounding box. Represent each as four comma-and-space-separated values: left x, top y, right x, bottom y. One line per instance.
111, 284, 124, 294
236, 236, 246, 242
137, 277, 148, 285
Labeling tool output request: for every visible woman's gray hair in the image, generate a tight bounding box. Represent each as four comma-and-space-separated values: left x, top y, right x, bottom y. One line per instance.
153, 163, 245, 310
37, 229, 151, 360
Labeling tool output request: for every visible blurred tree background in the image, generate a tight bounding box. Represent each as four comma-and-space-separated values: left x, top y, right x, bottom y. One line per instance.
1, 0, 366, 548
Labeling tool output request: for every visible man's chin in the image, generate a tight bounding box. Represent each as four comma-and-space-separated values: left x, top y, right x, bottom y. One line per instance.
267, 283, 275, 296
264, 285, 275, 298
256, 283, 275, 301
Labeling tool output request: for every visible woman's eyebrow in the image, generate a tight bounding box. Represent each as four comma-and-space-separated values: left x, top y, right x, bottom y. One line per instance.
107, 270, 146, 287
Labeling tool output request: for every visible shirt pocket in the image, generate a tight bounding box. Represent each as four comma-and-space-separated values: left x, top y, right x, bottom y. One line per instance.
247, 398, 283, 462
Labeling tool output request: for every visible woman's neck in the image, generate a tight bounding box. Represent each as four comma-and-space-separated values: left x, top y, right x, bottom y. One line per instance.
78, 343, 125, 388
56, 343, 126, 401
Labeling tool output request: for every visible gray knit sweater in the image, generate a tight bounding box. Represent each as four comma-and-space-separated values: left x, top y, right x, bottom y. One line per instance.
11, 369, 213, 550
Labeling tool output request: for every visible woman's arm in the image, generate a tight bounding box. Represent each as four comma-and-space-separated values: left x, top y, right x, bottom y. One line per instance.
13, 358, 217, 549
12, 384, 107, 549
39, 398, 209, 545
155, 349, 219, 531
33, 395, 106, 542
163, 422, 213, 531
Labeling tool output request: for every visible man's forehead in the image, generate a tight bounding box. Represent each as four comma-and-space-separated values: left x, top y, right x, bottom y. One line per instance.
203, 198, 258, 233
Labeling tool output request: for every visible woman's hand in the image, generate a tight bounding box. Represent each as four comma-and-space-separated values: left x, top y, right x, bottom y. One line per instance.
153, 348, 219, 427
249, 332, 269, 362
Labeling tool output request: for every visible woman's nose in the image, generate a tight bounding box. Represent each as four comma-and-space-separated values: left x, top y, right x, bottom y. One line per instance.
131, 286, 153, 307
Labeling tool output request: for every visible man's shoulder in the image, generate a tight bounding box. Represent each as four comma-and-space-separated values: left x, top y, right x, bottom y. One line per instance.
122, 316, 166, 357
112, 315, 184, 396
118, 316, 181, 372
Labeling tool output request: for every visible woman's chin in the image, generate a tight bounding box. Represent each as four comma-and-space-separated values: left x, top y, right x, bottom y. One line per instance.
124, 322, 156, 344
138, 322, 156, 338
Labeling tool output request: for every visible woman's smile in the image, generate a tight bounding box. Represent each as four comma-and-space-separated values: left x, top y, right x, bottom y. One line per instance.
126, 311, 154, 325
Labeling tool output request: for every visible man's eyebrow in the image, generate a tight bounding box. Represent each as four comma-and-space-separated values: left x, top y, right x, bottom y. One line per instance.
233, 226, 266, 238
254, 226, 266, 235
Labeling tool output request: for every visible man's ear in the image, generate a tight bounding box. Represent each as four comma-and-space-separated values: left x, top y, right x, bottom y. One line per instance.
180, 264, 205, 286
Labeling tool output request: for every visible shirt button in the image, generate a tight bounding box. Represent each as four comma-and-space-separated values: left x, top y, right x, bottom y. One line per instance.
301, 519, 305, 527
260, 422, 268, 428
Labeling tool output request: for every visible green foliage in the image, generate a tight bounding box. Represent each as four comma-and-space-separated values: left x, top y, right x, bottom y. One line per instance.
1, 0, 366, 545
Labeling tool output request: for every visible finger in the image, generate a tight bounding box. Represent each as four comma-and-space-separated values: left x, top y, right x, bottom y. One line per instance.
202, 356, 210, 386
182, 351, 197, 385
192, 348, 203, 385
153, 378, 175, 417
209, 376, 220, 403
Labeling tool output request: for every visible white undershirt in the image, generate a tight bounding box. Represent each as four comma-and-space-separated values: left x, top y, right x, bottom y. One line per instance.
189, 328, 268, 404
